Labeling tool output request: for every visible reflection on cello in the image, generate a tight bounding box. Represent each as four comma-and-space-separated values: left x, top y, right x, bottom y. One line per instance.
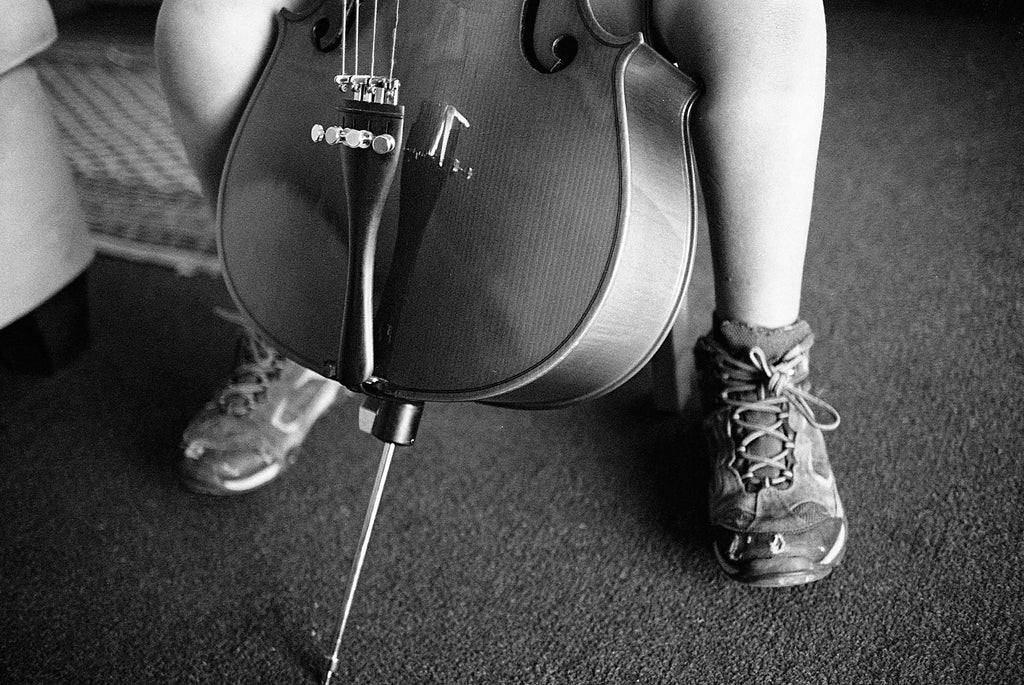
155, 0, 846, 676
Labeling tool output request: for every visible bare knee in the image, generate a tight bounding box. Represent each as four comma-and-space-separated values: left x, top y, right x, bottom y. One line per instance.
652, 0, 826, 97
155, 0, 311, 193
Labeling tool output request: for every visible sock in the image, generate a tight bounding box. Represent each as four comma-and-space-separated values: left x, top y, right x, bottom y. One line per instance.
713, 313, 812, 361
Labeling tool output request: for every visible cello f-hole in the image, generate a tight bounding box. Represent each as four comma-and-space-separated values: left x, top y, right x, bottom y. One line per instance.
311, 1, 359, 53
311, 17, 343, 52
520, 0, 578, 74
549, 34, 579, 72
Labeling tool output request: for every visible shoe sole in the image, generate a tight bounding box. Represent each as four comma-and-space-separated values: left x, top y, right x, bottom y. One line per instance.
179, 446, 301, 496
714, 521, 847, 588
180, 453, 286, 495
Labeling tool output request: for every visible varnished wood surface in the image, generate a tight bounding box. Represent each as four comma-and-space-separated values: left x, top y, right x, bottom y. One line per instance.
218, 0, 700, 406
218, 4, 350, 375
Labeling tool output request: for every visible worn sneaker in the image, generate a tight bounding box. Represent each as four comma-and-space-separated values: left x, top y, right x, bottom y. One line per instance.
695, 319, 845, 587
180, 329, 341, 495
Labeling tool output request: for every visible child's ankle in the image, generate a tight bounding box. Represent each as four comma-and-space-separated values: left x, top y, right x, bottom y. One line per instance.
712, 312, 812, 361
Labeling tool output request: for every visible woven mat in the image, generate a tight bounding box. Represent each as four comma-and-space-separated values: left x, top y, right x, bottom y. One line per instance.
34, 39, 220, 276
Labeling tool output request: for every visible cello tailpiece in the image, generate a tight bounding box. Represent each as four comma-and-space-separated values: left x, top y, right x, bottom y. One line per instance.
329, 99, 405, 389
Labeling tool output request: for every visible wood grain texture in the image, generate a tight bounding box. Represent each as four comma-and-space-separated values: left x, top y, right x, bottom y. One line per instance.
218, 0, 700, 407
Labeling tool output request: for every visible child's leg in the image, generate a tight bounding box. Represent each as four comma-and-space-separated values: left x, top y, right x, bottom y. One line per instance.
155, 0, 310, 199
652, 0, 844, 588
653, 0, 826, 329
156, 0, 342, 496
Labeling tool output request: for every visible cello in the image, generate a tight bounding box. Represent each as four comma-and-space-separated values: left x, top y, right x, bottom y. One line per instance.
215, 0, 700, 677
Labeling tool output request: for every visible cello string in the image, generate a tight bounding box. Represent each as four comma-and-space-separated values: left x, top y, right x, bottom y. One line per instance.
354, 0, 360, 76
371, 0, 378, 79
389, 0, 401, 82
340, 0, 347, 75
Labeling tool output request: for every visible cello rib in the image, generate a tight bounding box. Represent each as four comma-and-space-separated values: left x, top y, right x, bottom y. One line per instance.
477, 39, 701, 408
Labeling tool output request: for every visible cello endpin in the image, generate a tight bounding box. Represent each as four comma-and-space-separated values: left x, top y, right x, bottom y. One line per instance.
322, 440, 397, 685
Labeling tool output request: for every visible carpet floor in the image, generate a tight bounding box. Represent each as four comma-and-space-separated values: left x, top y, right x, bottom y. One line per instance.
1, 4, 1022, 684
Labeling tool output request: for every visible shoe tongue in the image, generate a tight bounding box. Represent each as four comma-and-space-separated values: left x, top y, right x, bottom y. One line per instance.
715, 318, 812, 488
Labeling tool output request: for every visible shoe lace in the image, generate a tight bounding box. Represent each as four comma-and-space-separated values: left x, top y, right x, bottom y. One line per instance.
710, 341, 840, 490
216, 330, 284, 416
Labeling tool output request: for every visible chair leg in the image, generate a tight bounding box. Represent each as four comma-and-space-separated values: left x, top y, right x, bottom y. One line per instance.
651, 312, 696, 415
0, 271, 90, 374
650, 215, 715, 415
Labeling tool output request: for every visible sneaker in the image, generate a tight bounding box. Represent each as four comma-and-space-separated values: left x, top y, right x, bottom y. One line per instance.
695, 319, 845, 587
180, 329, 341, 495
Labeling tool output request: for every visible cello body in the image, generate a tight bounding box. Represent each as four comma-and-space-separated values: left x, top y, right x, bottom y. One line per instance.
218, 0, 701, 408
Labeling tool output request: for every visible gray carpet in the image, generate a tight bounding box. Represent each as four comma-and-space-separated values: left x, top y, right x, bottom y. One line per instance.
2, 4, 1022, 684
